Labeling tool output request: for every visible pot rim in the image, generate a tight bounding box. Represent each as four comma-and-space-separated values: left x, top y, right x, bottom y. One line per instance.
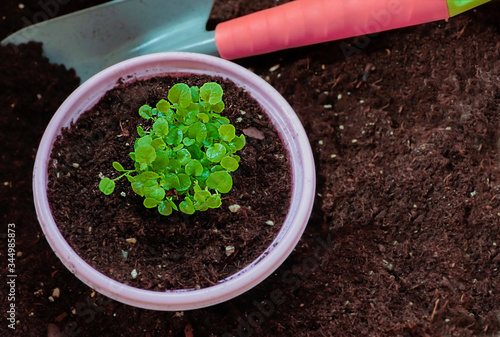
33, 52, 315, 311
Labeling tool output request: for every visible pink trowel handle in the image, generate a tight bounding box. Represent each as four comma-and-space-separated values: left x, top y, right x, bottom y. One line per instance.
215, 0, 450, 60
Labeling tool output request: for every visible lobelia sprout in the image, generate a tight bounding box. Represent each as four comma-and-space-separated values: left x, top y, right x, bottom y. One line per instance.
99, 82, 246, 216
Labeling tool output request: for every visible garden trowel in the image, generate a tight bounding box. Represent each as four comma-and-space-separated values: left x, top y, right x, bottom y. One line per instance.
1, 0, 492, 83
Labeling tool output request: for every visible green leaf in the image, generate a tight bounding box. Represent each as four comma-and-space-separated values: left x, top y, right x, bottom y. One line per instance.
220, 156, 239, 172
186, 143, 202, 159
184, 110, 199, 126
99, 177, 115, 195
166, 126, 183, 146
139, 105, 153, 119
161, 173, 180, 190
206, 194, 222, 208
135, 135, 152, 149
197, 112, 209, 123
135, 171, 160, 182
176, 148, 191, 165
193, 183, 203, 193
186, 122, 207, 143
166, 197, 178, 211
200, 82, 223, 105
190, 86, 200, 103
179, 197, 195, 215
175, 107, 188, 120
131, 180, 145, 196
144, 184, 165, 201
230, 134, 246, 152
199, 167, 210, 181
144, 198, 160, 208
158, 200, 173, 216
219, 124, 236, 142
206, 171, 233, 193
135, 144, 156, 166
166, 158, 181, 172
156, 99, 171, 113
152, 150, 169, 171
206, 122, 219, 136
210, 165, 223, 173
112, 162, 125, 172
152, 138, 166, 151
183, 137, 196, 147
153, 118, 169, 137
185, 159, 203, 176
195, 201, 208, 212
194, 189, 211, 203
137, 125, 146, 137
172, 143, 184, 152
213, 113, 230, 124
168, 83, 192, 108
206, 143, 227, 163
177, 173, 191, 191
211, 100, 225, 113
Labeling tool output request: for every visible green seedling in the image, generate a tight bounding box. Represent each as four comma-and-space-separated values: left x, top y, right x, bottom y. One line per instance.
99, 82, 246, 216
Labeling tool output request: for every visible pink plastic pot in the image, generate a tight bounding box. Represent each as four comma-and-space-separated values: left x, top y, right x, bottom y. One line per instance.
33, 52, 315, 311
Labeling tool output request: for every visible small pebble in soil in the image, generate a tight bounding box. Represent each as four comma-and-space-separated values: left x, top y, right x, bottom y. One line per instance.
228, 204, 241, 213
269, 64, 280, 72
382, 260, 394, 271
126, 238, 137, 244
225, 246, 235, 256
52, 288, 60, 298
18, 3, 25, 9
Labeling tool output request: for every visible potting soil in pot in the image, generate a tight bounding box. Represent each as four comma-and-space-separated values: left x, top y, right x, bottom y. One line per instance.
47, 75, 292, 290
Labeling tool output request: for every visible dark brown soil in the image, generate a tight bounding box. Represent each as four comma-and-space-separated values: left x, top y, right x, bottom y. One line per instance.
1, 0, 500, 336
47, 75, 290, 290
